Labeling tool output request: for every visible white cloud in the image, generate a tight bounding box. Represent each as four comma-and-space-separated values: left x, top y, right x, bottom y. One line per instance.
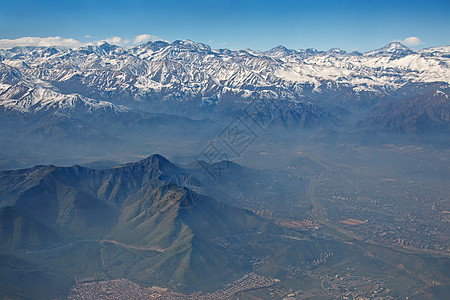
84, 35, 92, 38
0, 36, 82, 49
400, 36, 423, 46
100, 36, 130, 46
133, 34, 163, 45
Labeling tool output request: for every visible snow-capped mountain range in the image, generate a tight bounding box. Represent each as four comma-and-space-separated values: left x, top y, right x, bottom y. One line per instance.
0, 40, 448, 116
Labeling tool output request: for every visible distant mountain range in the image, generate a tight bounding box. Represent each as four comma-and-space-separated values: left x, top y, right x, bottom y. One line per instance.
0, 40, 448, 119
0, 40, 449, 170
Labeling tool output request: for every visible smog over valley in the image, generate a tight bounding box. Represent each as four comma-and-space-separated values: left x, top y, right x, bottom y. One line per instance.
0, 0, 449, 299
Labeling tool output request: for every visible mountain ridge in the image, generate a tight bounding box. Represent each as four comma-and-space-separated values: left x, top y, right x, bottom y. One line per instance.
1, 40, 449, 117
0, 154, 283, 292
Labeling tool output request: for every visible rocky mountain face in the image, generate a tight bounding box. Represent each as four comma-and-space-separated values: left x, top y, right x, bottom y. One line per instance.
0, 155, 285, 293
359, 87, 450, 134
0, 154, 268, 244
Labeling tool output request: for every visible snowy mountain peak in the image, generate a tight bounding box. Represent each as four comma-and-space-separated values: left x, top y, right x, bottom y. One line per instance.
98, 42, 118, 52
266, 45, 291, 54
77, 42, 122, 56
365, 42, 415, 58
141, 40, 170, 51
171, 40, 211, 52
326, 48, 347, 55
385, 42, 409, 50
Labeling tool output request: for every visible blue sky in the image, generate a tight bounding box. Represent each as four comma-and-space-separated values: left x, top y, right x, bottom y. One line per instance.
0, 0, 448, 51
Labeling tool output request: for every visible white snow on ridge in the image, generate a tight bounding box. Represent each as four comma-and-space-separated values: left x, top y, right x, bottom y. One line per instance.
0, 85, 127, 113
0, 64, 127, 114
